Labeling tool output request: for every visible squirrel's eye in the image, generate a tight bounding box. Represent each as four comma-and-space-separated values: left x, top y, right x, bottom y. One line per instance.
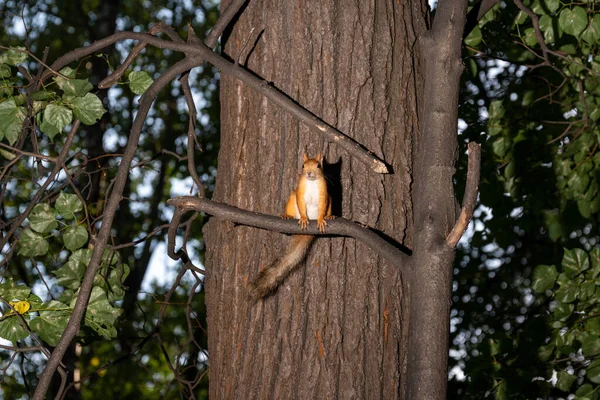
302, 164, 305, 169
317, 163, 321, 169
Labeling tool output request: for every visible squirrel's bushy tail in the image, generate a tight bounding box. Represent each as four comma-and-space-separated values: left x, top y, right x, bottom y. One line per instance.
248, 235, 313, 299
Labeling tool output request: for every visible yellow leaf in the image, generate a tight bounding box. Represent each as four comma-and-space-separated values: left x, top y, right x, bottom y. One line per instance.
9, 300, 31, 314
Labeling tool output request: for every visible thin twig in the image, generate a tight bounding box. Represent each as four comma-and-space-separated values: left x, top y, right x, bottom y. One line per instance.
446, 142, 482, 247
0, 121, 81, 251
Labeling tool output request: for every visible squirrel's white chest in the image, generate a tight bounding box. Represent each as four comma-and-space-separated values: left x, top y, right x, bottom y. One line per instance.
302, 180, 321, 220
292, 179, 321, 220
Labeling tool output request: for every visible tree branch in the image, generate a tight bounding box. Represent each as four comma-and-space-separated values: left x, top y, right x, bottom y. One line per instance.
446, 142, 481, 247
167, 196, 411, 271
463, 0, 499, 39
45, 32, 389, 174
407, 0, 469, 399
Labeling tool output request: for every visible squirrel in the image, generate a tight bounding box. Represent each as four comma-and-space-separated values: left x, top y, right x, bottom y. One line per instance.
249, 153, 333, 299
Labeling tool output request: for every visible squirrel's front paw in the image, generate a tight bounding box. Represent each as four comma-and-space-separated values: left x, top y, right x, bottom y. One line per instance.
298, 217, 308, 230
317, 218, 327, 233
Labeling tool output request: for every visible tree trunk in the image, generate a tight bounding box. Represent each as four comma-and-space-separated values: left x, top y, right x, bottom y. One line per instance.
204, 0, 428, 398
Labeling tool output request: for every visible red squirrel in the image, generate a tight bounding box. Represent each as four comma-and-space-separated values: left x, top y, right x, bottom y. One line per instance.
249, 153, 333, 299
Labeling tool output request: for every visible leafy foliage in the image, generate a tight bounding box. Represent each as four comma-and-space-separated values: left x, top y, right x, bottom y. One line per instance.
0, 0, 219, 398
451, 0, 600, 398
0, 190, 125, 345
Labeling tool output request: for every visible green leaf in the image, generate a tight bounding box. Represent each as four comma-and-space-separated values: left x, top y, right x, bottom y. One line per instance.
71, 93, 106, 125
80, 287, 121, 339
54, 76, 93, 97
44, 103, 73, 133
0, 280, 31, 301
28, 203, 58, 233
586, 316, 600, 333
494, 379, 508, 400
590, 248, 600, 278
575, 383, 594, 395
523, 27, 538, 47
0, 63, 11, 78
582, 14, 600, 45
582, 335, 600, 356
30, 300, 70, 347
0, 46, 27, 66
105, 264, 129, 302
531, 0, 550, 15
0, 147, 16, 160
555, 285, 579, 303
563, 248, 590, 278
18, 228, 49, 257
575, 383, 597, 400
544, 0, 560, 13
493, 137, 512, 157
39, 116, 61, 140
488, 124, 503, 136
0, 98, 25, 145
532, 265, 558, 292
30, 90, 56, 101
26, 293, 43, 310
559, 7, 588, 37
0, 315, 29, 343
129, 71, 154, 95
556, 370, 577, 392
53, 249, 91, 289
579, 199, 592, 218
488, 100, 505, 120
568, 170, 590, 196
580, 281, 596, 300
63, 225, 88, 251
543, 210, 564, 242
538, 343, 555, 361
58, 289, 75, 304
465, 25, 482, 48
55, 191, 83, 220
553, 301, 575, 321
71, 248, 92, 265
515, 11, 528, 25
539, 15, 555, 43
588, 359, 600, 384
53, 260, 85, 289
57, 66, 76, 79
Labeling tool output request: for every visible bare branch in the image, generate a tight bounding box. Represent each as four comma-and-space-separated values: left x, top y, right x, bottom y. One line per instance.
45, 32, 389, 173
98, 22, 180, 89
0, 142, 57, 162
179, 73, 206, 196
446, 142, 482, 247
513, 0, 550, 61
167, 196, 411, 271
205, 0, 247, 48
463, 0, 500, 39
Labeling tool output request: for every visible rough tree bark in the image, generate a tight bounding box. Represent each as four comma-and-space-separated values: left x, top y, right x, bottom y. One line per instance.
204, 0, 428, 398
407, 1, 469, 398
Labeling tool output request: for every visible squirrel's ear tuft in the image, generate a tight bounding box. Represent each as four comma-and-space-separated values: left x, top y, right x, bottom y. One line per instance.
303, 153, 308, 162
316, 152, 323, 163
